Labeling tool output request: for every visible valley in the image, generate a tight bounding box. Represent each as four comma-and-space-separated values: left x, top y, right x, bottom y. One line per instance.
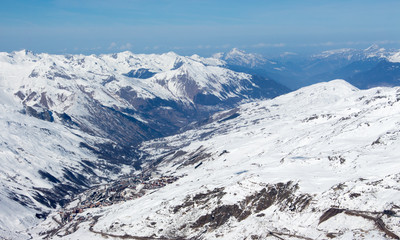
31, 80, 400, 239
1, 48, 400, 239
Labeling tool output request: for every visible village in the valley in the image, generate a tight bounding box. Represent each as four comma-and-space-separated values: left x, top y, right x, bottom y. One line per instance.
56, 172, 181, 224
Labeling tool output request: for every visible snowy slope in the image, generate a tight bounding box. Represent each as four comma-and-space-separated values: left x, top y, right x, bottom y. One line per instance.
0, 50, 290, 239
213, 48, 289, 73
388, 52, 400, 63
214, 48, 270, 68
32, 80, 400, 239
0, 86, 138, 239
0, 50, 288, 145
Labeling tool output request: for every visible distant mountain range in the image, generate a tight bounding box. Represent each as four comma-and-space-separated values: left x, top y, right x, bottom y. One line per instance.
215, 45, 400, 89
306, 44, 400, 88
0, 49, 290, 145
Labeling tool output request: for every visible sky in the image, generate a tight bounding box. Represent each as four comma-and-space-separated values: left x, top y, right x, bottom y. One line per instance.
1, 0, 400, 56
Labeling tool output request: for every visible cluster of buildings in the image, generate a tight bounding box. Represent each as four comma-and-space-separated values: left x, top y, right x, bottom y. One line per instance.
57, 174, 179, 224
142, 175, 179, 190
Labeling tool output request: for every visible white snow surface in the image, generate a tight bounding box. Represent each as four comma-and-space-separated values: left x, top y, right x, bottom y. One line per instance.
0, 49, 285, 239
313, 44, 400, 63
388, 52, 400, 63
0, 59, 136, 239
32, 80, 400, 239
213, 48, 272, 68
0, 49, 251, 114
0, 89, 110, 239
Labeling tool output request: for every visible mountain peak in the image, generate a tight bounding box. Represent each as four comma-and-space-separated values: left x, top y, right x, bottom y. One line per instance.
388, 51, 400, 63
222, 48, 267, 68
163, 51, 179, 57
12, 49, 36, 57
281, 79, 359, 105
313, 48, 354, 58
364, 43, 380, 51
226, 48, 252, 59
228, 47, 245, 55
313, 79, 358, 92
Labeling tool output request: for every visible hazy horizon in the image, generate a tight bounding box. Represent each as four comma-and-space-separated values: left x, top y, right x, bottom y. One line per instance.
1, 0, 400, 57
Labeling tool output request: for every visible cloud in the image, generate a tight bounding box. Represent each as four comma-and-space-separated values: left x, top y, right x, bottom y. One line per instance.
196, 45, 211, 49
120, 43, 132, 50
171, 46, 185, 50
299, 40, 400, 48
108, 42, 132, 51
144, 45, 161, 51
280, 52, 298, 57
215, 44, 231, 49
300, 42, 336, 47
252, 43, 286, 48
108, 42, 117, 49
347, 40, 400, 45
370, 40, 400, 45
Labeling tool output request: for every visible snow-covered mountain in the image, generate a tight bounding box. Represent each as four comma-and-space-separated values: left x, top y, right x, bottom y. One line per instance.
0, 86, 139, 239
31, 80, 400, 239
0, 50, 288, 145
0, 50, 290, 238
211, 46, 400, 90
311, 44, 395, 61
312, 44, 399, 62
213, 48, 272, 68
213, 48, 295, 91
304, 45, 400, 89
307, 44, 399, 77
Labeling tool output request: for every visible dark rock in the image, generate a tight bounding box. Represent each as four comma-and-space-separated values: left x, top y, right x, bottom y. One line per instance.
383, 210, 396, 216
35, 212, 49, 219
188, 182, 311, 230
194, 162, 203, 169
14, 91, 25, 100
349, 193, 361, 199
123, 68, 156, 79
193, 93, 221, 106
218, 113, 240, 123
319, 208, 345, 224
58, 112, 72, 123
25, 106, 54, 122
38, 170, 60, 184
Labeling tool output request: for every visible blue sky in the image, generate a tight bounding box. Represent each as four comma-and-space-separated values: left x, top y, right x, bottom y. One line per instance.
1, 0, 399, 56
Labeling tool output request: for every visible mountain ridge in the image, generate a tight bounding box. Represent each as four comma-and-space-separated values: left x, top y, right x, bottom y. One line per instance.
0, 49, 289, 145
214, 46, 400, 89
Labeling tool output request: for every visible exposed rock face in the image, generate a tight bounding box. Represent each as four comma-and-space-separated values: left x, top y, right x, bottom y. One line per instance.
188, 182, 311, 230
